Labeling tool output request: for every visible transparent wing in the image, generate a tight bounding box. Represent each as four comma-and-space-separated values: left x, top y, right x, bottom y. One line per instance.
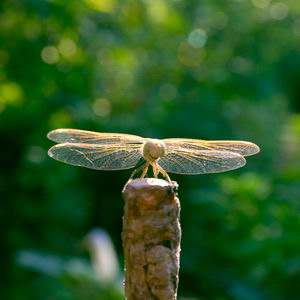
48, 143, 143, 170
158, 149, 246, 174
162, 138, 260, 157
47, 129, 145, 145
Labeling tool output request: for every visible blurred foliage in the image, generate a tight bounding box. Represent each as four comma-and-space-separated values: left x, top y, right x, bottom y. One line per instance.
1, 0, 300, 299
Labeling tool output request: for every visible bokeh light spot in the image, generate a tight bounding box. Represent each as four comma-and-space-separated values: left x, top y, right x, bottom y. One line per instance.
229, 57, 252, 75
58, 39, 77, 58
0, 82, 23, 104
212, 12, 228, 29
251, 0, 270, 9
293, 19, 300, 37
49, 110, 72, 128
252, 224, 269, 241
146, 0, 169, 24
188, 29, 207, 49
24, 21, 41, 40
85, 0, 115, 13
269, 2, 288, 20
178, 41, 205, 67
93, 98, 112, 117
269, 222, 282, 238
159, 84, 178, 102
41, 46, 59, 64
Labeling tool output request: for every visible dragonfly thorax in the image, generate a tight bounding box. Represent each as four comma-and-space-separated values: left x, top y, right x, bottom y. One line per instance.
143, 139, 166, 161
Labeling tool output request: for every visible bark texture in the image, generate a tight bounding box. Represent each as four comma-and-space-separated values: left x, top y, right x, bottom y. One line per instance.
122, 178, 181, 300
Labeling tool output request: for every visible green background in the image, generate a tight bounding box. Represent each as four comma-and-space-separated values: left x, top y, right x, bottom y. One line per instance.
1, 0, 300, 299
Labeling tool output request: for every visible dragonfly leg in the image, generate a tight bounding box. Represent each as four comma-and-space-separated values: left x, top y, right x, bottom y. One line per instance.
130, 162, 146, 179
140, 162, 150, 178
152, 162, 159, 178
157, 164, 171, 182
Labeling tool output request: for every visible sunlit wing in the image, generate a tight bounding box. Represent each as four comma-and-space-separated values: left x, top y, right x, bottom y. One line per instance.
47, 129, 145, 145
160, 138, 259, 174
162, 138, 260, 156
158, 149, 246, 174
48, 143, 143, 170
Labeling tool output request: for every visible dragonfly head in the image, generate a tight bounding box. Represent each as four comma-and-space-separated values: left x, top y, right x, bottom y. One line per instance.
143, 139, 166, 161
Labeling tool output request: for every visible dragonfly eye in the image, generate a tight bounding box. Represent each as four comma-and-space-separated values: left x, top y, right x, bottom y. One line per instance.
143, 139, 166, 160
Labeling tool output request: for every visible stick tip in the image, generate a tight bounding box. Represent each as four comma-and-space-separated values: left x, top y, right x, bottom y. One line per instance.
123, 178, 178, 194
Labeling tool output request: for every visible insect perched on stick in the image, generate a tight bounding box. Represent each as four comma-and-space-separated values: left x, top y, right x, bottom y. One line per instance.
47, 129, 260, 181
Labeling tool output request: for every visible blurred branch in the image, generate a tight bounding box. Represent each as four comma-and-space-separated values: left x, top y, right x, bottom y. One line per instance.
122, 178, 181, 300
84, 228, 120, 283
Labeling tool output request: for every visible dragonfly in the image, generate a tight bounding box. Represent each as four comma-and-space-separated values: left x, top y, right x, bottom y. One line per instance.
47, 129, 260, 181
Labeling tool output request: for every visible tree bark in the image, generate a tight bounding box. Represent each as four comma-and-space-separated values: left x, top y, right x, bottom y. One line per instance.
122, 178, 181, 300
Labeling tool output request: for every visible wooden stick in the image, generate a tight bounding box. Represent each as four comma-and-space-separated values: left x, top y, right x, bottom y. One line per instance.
122, 178, 181, 300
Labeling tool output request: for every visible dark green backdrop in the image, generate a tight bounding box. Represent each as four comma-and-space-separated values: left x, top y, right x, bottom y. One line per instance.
1, 0, 300, 299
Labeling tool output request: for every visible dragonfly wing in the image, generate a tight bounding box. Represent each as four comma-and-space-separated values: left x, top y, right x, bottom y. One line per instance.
47, 129, 145, 144
158, 150, 246, 174
162, 138, 260, 157
48, 143, 143, 170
